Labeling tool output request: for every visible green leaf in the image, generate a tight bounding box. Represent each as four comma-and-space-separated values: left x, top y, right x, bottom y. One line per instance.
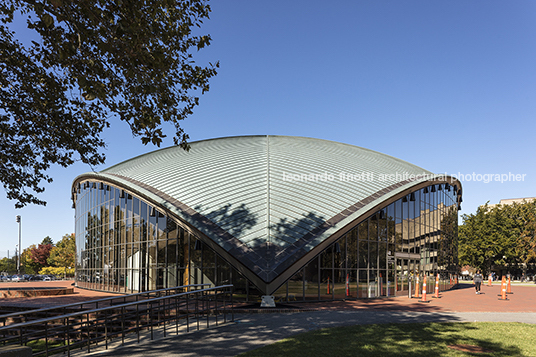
0, 0, 217, 208
83, 92, 96, 101
42, 13, 54, 28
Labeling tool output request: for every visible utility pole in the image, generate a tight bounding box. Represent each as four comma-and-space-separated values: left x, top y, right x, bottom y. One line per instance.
16, 215, 21, 275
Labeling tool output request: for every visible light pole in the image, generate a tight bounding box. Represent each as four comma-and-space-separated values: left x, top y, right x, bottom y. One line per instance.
16, 215, 21, 275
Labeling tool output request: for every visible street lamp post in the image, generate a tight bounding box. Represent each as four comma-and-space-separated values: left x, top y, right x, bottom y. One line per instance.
16, 215, 21, 275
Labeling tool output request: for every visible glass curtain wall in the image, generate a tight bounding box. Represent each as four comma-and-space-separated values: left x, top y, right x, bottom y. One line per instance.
75, 181, 252, 300
75, 181, 458, 302
274, 183, 459, 302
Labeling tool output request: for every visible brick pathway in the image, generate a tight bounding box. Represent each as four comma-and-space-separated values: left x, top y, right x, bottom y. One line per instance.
0, 280, 117, 308
285, 282, 536, 313
0, 280, 534, 312
1, 280, 535, 357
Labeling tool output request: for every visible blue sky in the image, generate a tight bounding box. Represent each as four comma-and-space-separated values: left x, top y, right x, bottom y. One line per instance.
1, 0, 535, 256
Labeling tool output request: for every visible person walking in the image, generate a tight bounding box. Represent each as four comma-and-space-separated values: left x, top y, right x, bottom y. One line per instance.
474, 270, 483, 294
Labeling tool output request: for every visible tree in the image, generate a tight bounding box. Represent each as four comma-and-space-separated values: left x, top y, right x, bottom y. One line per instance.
1, 0, 218, 207
30, 242, 54, 267
459, 200, 536, 274
48, 233, 75, 268
41, 236, 54, 246
22, 245, 40, 274
39, 266, 74, 277
458, 204, 495, 272
515, 200, 536, 274
0, 257, 16, 273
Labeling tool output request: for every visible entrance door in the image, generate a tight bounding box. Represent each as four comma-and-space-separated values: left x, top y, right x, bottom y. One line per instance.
396, 258, 421, 297
396, 258, 409, 296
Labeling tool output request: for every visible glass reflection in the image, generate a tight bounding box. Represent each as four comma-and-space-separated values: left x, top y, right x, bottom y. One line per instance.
74, 180, 459, 302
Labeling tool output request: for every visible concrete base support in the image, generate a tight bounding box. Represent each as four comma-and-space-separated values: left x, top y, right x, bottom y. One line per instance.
260, 295, 276, 307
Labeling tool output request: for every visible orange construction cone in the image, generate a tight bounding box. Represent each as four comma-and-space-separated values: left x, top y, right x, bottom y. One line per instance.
415, 275, 421, 298
434, 274, 440, 298
420, 276, 429, 303
507, 276, 513, 294
488, 274, 493, 287
498, 276, 508, 301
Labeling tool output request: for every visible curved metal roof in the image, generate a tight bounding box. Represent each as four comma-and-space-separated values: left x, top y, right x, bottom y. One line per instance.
74, 135, 455, 288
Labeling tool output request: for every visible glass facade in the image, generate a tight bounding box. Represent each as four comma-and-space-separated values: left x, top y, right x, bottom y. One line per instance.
74, 181, 251, 297
273, 182, 459, 302
75, 180, 459, 302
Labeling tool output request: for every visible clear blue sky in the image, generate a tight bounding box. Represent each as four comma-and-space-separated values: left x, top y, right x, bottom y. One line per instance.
1, 0, 535, 257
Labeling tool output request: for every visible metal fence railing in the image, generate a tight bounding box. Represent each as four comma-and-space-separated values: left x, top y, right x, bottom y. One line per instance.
0, 283, 212, 328
0, 284, 234, 357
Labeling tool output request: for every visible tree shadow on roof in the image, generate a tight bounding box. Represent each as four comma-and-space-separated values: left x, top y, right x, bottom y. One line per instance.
269, 211, 325, 249
198, 203, 258, 239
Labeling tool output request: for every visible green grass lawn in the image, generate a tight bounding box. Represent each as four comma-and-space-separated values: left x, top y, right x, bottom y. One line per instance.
238, 322, 536, 357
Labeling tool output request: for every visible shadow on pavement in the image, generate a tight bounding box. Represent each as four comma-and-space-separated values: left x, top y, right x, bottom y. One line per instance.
235, 319, 525, 357
92, 310, 467, 357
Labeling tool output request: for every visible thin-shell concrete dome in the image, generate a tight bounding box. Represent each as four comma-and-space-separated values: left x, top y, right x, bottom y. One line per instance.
74, 135, 462, 295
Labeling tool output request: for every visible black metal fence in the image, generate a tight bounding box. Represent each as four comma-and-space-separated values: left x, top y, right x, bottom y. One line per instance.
0, 284, 234, 356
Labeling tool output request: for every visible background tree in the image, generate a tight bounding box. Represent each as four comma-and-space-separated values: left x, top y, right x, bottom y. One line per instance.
41, 236, 54, 246
458, 204, 494, 272
0, 257, 17, 274
1, 0, 218, 207
439, 206, 459, 273
459, 200, 536, 274
29, 241, 54, 269
39, 266, 74, 278
48, 233, 75, 268
22, 245, 40, 274
515, 200, 536, 275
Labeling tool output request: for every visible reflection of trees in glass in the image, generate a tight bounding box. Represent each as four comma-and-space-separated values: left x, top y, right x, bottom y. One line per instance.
346, 228, 358, 270
439, 206, 458, 273
369, 213, 378, 241
386, 213, 401, 252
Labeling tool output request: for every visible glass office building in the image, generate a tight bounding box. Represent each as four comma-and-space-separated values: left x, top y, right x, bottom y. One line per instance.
73, 136, 462, 301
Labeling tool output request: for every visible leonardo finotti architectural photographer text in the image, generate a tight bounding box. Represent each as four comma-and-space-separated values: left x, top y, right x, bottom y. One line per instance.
281, 171, 526, 184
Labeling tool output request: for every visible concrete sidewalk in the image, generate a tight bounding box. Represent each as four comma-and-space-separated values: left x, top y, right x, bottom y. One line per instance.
82, 311, 536, 357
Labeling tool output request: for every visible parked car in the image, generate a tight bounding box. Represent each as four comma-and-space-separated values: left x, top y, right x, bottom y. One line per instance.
10, 274, 24, 282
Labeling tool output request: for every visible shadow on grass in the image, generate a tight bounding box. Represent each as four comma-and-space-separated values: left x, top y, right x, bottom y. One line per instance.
239, 322, 535, 357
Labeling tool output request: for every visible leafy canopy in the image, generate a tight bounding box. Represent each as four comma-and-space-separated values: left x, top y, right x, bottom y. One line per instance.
41, 236, 54, 246
1, 0, 218, 207
458, 199, 536, 272
30, 241, 53, 266
47, 233, 75, 268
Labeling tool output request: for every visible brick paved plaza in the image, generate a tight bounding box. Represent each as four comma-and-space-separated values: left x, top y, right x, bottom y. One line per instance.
0, 280, 534, 313
1, 280, 535, 357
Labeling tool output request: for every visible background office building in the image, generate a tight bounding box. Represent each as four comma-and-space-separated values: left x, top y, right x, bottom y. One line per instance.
72, 136, 462, 301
